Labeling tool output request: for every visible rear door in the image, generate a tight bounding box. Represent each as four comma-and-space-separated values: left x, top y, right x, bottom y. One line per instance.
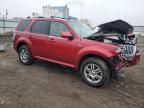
28, 20, 51, 58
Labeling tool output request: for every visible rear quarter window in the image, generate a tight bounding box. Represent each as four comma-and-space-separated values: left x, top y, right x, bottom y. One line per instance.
17, 20, 31, 32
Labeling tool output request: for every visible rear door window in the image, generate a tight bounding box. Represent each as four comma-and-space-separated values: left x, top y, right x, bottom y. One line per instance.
31, 20, 49, 35
17, 20, 31, 31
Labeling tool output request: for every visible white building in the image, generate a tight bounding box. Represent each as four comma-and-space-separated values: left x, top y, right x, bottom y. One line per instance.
42, 5, 69, 18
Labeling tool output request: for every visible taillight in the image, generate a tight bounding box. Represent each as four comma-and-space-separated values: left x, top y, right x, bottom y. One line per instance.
12, 32, 16, 41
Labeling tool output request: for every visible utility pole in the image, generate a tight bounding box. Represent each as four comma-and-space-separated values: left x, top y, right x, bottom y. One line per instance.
3, 15, 5, 33
6, 9, 8, 20
0, 14, 5, 52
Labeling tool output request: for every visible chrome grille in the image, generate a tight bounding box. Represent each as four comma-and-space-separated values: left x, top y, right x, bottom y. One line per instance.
120, 45, 137, 61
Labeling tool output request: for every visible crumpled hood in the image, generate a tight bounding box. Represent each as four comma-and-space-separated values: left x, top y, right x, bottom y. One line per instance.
98, 20, 133, 34
82, 39, 119, 54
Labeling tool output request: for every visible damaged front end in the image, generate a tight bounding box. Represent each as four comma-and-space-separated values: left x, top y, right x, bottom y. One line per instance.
115, 45, 140, 70
87, 20, 140, 70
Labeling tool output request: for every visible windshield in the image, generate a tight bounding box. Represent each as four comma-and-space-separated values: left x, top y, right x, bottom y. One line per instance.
68, 21, 95, 38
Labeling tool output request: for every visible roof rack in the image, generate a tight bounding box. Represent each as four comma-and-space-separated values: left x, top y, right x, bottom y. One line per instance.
27, 16, 67, 19
27, 16, 46, 19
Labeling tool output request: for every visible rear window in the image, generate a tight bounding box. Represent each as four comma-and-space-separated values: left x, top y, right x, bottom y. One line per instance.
17, 20, 31, 31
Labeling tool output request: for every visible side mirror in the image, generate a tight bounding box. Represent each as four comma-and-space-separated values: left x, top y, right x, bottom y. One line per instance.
61, 32, 73, 39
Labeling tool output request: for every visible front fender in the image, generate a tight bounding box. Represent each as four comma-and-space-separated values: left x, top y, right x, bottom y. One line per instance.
75, 46, 117, 69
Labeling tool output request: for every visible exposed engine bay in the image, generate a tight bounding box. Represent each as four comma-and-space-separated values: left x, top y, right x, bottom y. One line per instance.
87, 33, 137, 45
86, 20, 140, 66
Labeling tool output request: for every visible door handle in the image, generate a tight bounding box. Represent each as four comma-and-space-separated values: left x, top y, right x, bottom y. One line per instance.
49, 38, 55, 42
28, 35, 32, 38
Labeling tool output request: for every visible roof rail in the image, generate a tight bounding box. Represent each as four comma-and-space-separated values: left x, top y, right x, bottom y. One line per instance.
50, 16, 66, 19
36, 16, 46, 18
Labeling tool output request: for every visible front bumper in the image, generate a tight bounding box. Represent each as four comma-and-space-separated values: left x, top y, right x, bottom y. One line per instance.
128, 51, 140, 66
110, 50, 140, 71
107, 48, 140, 80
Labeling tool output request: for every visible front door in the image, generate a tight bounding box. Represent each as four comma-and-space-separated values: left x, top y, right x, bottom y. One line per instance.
47, 21, 80, 65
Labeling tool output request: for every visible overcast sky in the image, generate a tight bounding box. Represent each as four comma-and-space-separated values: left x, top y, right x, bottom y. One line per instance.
0, 0, 144, 26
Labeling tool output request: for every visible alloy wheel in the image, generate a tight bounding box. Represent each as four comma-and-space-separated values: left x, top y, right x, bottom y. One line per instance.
84, 63, 103, 84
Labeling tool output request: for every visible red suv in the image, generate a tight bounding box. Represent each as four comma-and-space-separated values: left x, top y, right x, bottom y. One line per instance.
13, 18, 140, 87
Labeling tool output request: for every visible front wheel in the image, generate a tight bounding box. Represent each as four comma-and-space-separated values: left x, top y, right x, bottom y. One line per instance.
80, 57, 110, 87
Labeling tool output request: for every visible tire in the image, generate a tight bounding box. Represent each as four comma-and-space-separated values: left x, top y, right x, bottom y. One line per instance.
80, 57, 110, 87
18, 45, 33, 65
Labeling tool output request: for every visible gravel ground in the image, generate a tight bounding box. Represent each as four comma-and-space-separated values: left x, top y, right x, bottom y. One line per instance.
0, 36, 144, 108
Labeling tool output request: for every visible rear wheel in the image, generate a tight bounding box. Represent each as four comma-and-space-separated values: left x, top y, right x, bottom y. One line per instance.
18, 45, 33, 65
80, 57, 110, 87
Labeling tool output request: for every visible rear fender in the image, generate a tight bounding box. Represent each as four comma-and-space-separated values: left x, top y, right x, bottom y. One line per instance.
16, 38, 33, 55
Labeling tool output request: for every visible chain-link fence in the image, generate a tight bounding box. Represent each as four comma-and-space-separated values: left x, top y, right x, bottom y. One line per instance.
0, 19, 19, 35
0, 19, 17, 51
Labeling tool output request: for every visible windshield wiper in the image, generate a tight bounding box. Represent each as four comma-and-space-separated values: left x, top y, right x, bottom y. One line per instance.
83, 33, 98, 39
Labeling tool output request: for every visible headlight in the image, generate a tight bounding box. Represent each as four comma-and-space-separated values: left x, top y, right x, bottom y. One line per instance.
116, 47, 121, 54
